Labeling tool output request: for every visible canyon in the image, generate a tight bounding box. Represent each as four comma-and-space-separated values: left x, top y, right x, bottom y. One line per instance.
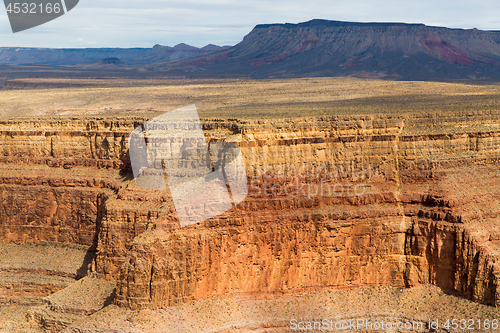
2, 105, 500, 331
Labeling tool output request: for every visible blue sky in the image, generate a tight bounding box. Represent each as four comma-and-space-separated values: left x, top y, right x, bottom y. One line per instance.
1, 0, 500, 48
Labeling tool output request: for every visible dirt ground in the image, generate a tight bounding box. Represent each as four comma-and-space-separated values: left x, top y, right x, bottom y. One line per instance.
1, 77, 500, 119
2, 284, 499, 332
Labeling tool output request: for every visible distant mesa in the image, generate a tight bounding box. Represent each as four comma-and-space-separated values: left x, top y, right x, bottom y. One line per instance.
125, 43, 231, 65
3, 19, 500, 80
148, 19, 500, 80
202, 44, 231, 52
94, 58, 125, 66
0, 43, 230, 66
97, 57, 124, 65
75, 57, 126, 69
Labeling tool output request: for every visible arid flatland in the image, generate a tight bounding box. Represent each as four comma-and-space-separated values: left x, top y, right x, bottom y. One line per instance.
1, 77, 500, 118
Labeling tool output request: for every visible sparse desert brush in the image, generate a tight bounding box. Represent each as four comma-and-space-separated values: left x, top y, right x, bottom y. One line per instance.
2, 77, 500, 119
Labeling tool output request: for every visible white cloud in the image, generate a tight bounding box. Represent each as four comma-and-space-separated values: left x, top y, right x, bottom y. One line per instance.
0, 0, 499, 48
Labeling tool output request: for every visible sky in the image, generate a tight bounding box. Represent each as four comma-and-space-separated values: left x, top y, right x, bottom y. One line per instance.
0, 0, 500, 48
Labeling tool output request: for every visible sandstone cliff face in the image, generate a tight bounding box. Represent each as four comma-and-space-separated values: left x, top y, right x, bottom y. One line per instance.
0, 184, 107, 246
116, 214, 406, 309
404, 218, 500, 306
2, 111, 500, 309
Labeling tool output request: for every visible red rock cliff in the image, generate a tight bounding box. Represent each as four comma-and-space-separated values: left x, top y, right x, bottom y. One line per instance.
1, 111, 500, 309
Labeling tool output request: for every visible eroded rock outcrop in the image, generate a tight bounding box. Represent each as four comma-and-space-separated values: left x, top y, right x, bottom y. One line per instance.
1, 111, 500, 311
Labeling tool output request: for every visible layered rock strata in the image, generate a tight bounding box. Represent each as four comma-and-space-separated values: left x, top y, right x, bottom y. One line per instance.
0, 243, 93, 306
1, 110, 500, 311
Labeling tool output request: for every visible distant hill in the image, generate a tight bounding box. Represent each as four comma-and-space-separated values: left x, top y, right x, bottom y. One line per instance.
126, 44, 230, 65
147, 19, 500, 80
0, 44, 230, 66
75, 57, 127, 69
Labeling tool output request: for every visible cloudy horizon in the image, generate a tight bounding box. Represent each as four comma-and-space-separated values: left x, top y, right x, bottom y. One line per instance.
0, 0, 499, 48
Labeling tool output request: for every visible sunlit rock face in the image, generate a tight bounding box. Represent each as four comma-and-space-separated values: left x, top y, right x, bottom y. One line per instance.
1, 111, 500, 309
